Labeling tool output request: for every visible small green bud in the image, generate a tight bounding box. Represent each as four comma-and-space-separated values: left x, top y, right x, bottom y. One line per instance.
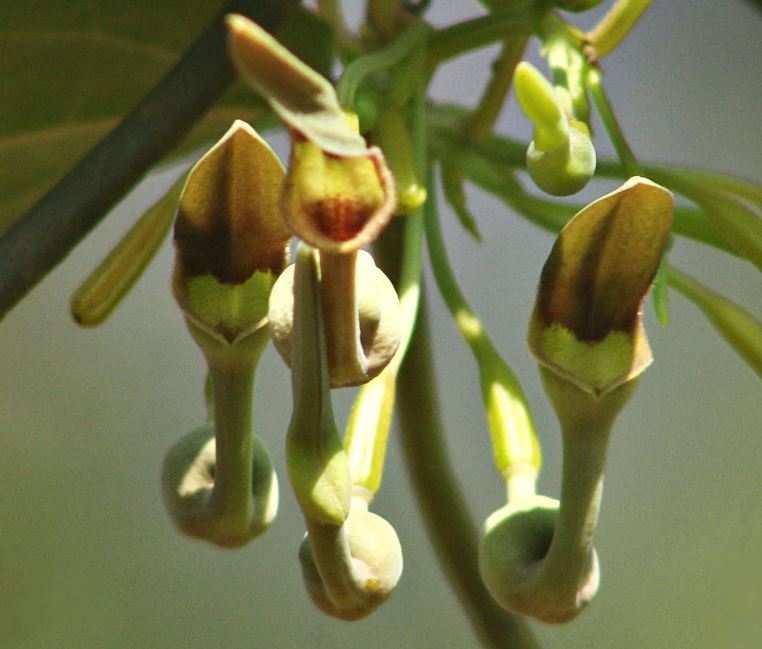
526, 120, 596, 196
514, 62, 596, 196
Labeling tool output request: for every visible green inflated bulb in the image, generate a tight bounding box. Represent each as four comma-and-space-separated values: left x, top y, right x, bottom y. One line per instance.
299, 495, 403, 620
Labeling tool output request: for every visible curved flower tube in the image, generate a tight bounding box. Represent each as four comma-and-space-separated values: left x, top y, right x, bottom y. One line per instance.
286, 244, 403, 619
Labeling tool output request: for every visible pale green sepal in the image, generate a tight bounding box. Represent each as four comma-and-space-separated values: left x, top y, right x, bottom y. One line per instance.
226, 14, 366, 157
177, 270, 276, 344
532, 321, 651, 396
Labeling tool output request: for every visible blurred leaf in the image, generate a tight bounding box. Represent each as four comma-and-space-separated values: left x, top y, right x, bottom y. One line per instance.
668, 265, 762, 378
0, 2, 333, 236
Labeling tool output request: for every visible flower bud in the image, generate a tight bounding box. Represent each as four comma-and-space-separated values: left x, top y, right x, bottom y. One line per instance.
172, 120, 291, 344
528, 177, 673, 395
281, 133, 396, 253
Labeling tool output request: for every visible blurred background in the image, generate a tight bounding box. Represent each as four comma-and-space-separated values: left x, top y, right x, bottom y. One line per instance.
1, 1, 761, 647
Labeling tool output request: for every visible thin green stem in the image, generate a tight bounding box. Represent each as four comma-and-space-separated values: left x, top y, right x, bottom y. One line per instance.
587, 0, 653, 58
208, 361, 257, 523
465, 36, 529, 140
286, 245, 351, 526
344, 39, 429, 494
316, 0, 361, 58
427, 2, 538, 66
0, 0, 290, 322
424, 170, 539, 475
648, 169, 762, 271
586, 66, 639, 176
337, 21, 431, 107
395, 295, 541, 649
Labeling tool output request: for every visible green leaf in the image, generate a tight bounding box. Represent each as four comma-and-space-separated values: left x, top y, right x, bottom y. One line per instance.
668, 265, 762, 378
0, 2, 334, 236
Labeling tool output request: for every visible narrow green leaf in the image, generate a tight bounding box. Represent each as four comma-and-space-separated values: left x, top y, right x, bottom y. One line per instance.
71, 173, 187, 327
668, 265, 762, 378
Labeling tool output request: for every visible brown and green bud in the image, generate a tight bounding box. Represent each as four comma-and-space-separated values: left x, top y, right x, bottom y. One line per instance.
528, 176, 673, 395
172, 120, 291, 344
281, 131, 396, 254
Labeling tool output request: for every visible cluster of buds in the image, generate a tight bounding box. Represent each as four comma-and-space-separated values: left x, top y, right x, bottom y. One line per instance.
161, 14, 406, 620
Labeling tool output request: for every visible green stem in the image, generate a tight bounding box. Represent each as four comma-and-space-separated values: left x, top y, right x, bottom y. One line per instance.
585, 66, 639, 176
465, 36, 529, 140
286, 245, 351, 526
344, 41, 428, 494
207, 359, 257, 524
0, 0, 290, 322
648, 169, 762, 271
536, 368, 636, 613
337, 21, 431, 107
316, 0, 361, 59
427, 2, 538, 66
395, 295, 541, 649
424, 170, 539, 476
319, 251, 367, 385
587, 0, 653, 58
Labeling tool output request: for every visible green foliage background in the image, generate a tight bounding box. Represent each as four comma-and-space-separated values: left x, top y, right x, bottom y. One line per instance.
1, 1, 761, 647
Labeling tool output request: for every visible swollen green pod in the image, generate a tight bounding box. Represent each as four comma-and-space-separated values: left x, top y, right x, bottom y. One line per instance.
162, 422, 279, 548
269, 250, 401, 388
299, 498, 403, 620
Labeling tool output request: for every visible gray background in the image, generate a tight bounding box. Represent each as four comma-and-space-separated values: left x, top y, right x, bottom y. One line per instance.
2, 1, 761, 647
